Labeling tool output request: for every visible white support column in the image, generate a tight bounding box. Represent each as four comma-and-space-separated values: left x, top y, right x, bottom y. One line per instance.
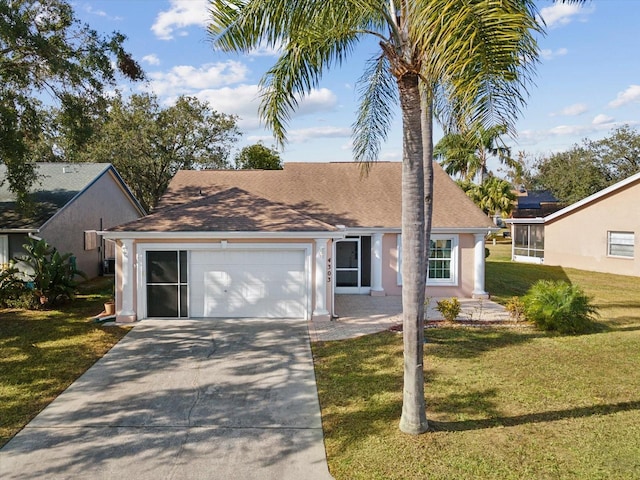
313, 238, 330, 319
472, 233, 489, 299
117, 238, 137, 322
370, 233, 385, 296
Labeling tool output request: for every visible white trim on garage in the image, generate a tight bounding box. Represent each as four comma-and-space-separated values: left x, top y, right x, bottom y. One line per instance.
136, 242, 313, 320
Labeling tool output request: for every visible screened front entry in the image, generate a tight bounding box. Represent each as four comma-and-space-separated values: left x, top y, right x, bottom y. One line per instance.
335, 237, 371, 293
146, 250, 188, 317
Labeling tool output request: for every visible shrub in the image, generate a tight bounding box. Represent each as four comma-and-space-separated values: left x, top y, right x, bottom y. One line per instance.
505, 296, 526, 322
522, 280, 598, 334
436, 297, 461, 322
0, 263, 27, 308
14, 238, 87, 308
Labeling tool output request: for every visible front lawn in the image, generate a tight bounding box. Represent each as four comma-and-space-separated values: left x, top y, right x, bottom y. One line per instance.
313, 244, 640, 479
0, 278, 130, 446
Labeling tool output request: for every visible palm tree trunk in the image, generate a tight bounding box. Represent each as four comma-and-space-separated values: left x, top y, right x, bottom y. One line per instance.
422, 89, 434, 277
398, 72, 428, 435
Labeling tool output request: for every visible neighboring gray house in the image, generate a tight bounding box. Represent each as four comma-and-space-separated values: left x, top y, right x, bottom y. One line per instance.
1, 163, 145, 278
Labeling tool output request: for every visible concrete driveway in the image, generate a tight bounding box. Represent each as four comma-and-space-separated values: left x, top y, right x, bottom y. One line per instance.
0, 319, 332, 480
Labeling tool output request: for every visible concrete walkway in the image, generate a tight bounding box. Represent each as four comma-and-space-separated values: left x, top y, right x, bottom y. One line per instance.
310, 295, 512, 342
0, 319, 333, 480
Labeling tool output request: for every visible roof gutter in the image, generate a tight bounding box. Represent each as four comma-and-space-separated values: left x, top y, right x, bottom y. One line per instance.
504, 218, 545, 225
99, 230, 345, 240
0, 228, 40, 234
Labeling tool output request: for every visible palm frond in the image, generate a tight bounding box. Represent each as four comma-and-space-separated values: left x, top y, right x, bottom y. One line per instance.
416, 0, 543, 135
352, 53, 397, 167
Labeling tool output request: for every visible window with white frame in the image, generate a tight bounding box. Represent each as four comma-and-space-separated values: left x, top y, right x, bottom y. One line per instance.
608, 231, 634, 258
396, 234, 458, 286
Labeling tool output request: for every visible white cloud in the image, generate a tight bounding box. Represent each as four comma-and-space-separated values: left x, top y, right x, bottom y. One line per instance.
142, 54, 161, 66
84, 5, 107, 17
551, 103, 588, 117
539, 3, 594, 28
540, 48, 568, 60
515, 119, 638, 151
288, 126, 352, 144
247, 41, 284, 57
146, 61, 249, 97
152, 0, 209, 40
294, 88, 338, 116
195, 85, 338, 130
608, 85, 640, 108
592, 114, 614, 125
195, 85, 262, 129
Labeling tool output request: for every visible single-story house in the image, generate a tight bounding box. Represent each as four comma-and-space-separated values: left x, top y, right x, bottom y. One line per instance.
507, 171, 640, 276
103, 162, 498, 322
0, 163, 146, 278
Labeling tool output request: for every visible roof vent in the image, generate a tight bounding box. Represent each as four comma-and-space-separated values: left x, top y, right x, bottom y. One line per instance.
62, 166, 73, 174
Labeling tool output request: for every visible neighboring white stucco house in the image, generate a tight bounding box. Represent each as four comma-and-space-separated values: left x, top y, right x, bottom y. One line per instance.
0, 163, 145, 278
104, 162, 497, 323
507, 171, 640, 277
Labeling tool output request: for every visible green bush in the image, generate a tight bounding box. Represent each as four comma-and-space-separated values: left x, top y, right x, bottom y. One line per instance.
0, 263, 28, 308
522, 280, 598, 334
13, 238, 87, 308
436, 297, 461, 322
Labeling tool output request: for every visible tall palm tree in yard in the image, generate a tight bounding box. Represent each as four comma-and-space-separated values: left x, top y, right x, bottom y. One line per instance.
208, 0, 581, 434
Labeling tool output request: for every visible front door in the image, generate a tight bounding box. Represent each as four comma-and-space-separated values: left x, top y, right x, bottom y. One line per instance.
335, 237, 371, 294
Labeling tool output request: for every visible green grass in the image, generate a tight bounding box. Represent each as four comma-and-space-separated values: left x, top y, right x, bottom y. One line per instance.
314, 244, 640, 479
0, 277, 130, 446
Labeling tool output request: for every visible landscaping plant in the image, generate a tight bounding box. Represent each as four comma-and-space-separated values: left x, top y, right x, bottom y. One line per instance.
436, 297, 461, 322
522, 280, 598, 334
0, 262, 34, 308
13, 238, 86, 308
505, 296, 526, 322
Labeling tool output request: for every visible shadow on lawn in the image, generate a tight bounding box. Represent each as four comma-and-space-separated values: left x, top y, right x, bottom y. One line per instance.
486, 263, 572, 299
431, 399, 640, 432
424, 328, 546, 360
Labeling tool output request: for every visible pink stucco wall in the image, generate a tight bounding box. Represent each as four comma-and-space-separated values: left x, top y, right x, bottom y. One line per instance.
382, 232, 478, 298
544, 181, 640, 277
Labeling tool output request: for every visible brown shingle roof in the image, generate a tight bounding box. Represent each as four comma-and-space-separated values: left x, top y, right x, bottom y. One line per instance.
150, 162, 493, 230
110, 187, 337, 232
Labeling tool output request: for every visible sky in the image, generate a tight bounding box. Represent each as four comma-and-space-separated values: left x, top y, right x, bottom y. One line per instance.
74, 0, 640, 173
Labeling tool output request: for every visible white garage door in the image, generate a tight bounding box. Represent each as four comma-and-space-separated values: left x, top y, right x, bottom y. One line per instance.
189, 249, 307, 318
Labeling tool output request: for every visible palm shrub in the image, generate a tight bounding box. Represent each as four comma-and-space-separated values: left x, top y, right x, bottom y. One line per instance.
522, 280, 598, 334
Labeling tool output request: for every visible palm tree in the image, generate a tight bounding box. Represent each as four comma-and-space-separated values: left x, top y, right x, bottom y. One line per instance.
208, 0, 580, 434
460, 176, 517, 217
480, 176, 517, 218
435, 125, 517, 183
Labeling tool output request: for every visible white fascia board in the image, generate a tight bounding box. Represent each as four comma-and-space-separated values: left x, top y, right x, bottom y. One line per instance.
342, 227, 402, 235
504, 218, 545, 224
0, 228, 39, 234
343, 226, 499, 235
431, 227, 500, 234
99, 230, 344, 241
